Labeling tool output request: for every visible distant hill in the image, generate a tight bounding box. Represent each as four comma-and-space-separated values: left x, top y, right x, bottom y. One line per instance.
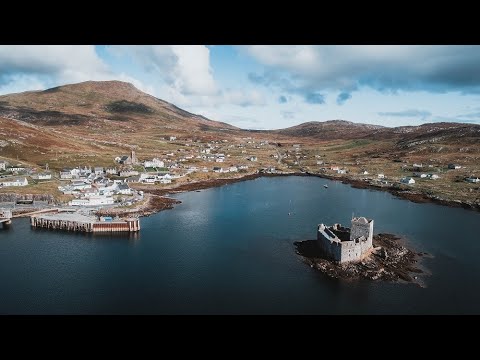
0, 80, 236, 130
272, 120, 385, 140
0, 80, 479, 168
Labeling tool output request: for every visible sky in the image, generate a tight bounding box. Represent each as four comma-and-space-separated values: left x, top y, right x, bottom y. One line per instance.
1, 45, 480, 129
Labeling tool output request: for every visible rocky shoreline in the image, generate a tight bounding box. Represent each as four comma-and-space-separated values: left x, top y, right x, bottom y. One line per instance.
4, 171, 476, 220
306, 172, 480, 212
294, 233, 427, 285
134, 171, 480, 215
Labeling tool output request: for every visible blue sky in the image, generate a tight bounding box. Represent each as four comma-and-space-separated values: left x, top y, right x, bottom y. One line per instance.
1, 45, 480, 129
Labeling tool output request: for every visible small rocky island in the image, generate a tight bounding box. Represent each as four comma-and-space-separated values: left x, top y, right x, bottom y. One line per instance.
294, 216, 426, 284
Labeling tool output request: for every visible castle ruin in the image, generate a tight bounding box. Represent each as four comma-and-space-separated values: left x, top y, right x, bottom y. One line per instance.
317, 216, 374, 263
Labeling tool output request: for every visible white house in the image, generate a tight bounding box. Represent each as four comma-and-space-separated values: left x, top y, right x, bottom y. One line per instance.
466, 177, 480, 183
169, 136, 177, 141
248, 156, 257, 162
144, 158, 165, 168
117, 184, 132, 195
69, 196, 114, 206
428, 174, 439, 180
229, 166, 238, 172
0, 160, 7, 171
37, 173, 52, 180
7, 166, 26, 172
337, 169, 347, 174
158, 178, 171, 184
119, 170, 139, 177
71, 181, 92, 190
60, 171, 73, 179
401, 177, 415, 185
94, 167, 104, 175
105, 167, 117, 175
377, 174, 385, 179
448, 164, 461, 169
0, 177, 28, 187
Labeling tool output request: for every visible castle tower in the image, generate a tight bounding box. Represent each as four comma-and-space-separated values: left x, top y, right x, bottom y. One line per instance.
350, 216, 373, 244
131, 150, 137, 165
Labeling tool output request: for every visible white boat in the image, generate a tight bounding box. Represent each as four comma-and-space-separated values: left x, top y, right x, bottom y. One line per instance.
323, 184, 328, 188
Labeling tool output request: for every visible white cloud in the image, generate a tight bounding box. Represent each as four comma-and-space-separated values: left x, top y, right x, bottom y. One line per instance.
242, 45, 480, 94
0, 45, 109, 82
108, 45, 217, 96
0, 45, 156, 97
170, 45, 217, 95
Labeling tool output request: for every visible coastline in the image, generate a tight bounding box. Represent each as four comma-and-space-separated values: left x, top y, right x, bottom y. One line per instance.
131, 171, 480, 217
5, 171, 478, 220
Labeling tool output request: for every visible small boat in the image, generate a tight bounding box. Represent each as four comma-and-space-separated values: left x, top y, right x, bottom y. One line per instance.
323, 184, 328, 188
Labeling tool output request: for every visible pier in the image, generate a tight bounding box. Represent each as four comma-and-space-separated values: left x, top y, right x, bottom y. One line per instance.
0, 209, 12, 227
30, 212, 140, 233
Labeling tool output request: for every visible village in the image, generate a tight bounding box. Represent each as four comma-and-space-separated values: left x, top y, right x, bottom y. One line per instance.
1, 133, 480, 224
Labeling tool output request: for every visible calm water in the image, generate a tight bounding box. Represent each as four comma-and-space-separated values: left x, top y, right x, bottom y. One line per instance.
1, 176, 479, 314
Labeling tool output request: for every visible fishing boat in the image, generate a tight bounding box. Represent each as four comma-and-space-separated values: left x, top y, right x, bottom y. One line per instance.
323, 184, 328, 188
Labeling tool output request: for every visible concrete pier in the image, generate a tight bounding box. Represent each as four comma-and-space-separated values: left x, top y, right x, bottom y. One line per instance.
30, 212, 140, 233
0, 209, 12, 227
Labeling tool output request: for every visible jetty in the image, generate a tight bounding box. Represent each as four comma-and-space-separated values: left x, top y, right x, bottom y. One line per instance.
0, 208, 12, 227
30, 212, 140, 233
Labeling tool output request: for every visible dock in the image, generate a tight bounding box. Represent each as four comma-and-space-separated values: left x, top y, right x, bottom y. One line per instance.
0, 209, 12, 227
30, 212, 140, 233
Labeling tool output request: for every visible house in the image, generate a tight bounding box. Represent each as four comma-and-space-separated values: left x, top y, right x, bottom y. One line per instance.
413, 172, 427, 178
337, 169, 347, 174
427, 174, 439, 180
317, 160, 324, 165
448, 164, 461, 170
118, 155, 131, 164
142, 176, 156, 184
213, 166, 223, 173
377, 174, 385, 179
144, 158, 164, 168
71, 181, 91, 190
119, 170, 139, 177
169, 136, 177, 141
465, 177, 480, 183
0, 177, 28, 187
37, 173, 52, 180
248, 156, 257, 162
117, 183, 132, 195
238, 165, 249, 170
94, 167, 104, 175
0, 160, 7, 171
69, 196, 114, 206
105, 167, 117, 175
361, 170, 369, 175
229, 166, 238, 172
158, 178, 171, 184
7, 166, 26, 172
125, 175, 141, 183
400, 177, 415, 185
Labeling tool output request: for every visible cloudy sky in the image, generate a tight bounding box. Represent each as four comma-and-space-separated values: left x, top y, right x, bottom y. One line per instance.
1, 45, 480, 129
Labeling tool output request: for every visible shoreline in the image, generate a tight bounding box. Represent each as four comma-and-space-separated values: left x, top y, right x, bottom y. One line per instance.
133, 171, 480, 217
6, 171, 478, 220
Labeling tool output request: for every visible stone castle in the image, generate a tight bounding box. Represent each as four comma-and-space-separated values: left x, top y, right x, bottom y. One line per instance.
317, 216, 374, 263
